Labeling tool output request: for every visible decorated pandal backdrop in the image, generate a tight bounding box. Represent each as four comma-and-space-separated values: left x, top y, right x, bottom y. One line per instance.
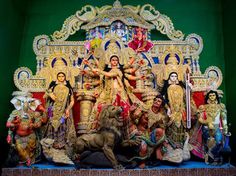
5, 0, 231, 169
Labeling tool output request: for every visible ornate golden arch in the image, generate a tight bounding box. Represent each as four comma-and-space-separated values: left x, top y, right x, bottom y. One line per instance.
38, 52, 80, 88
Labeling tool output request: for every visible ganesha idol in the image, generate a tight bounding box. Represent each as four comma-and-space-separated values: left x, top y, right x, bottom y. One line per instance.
6, 91, 46, 166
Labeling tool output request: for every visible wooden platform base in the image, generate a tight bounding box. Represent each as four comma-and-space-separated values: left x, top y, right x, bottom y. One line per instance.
2, 167, 236, 176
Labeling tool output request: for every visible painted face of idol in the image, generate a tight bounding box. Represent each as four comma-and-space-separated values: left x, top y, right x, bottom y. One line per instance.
57, 73, 66, 83
110, 56, 119, 68
153, 97, 163, 108
208, 93, 217, 102
169, 73, 178, 82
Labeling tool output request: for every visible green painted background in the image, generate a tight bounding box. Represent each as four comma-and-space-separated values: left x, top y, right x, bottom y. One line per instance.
1, 0, 236, 166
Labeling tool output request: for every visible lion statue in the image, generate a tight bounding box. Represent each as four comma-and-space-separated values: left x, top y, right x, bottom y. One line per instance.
73, 105, 125, 169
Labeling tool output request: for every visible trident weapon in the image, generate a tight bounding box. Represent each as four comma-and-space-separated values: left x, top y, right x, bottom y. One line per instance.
185, 68, 191, 129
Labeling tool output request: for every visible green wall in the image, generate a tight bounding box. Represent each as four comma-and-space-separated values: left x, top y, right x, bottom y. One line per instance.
222, 0, 236, 163
0, 0, 28, 167
1, 0, 235, 166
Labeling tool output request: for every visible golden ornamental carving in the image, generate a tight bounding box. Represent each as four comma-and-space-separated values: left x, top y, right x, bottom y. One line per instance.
139, 4, 160, 21
95, 34, 125, 65
14, 67, 47, 92
190, 66, 223, 93
51, 15, 84, 41
95, 5, 113, 14
204, 66, 223, 91
105, 40, 123, 65
123, 5, 140, 14
37, 52, 80, 88
81, 2, 154, 30
153, 46, 190, 88
75, 5, 97, 22
139, 4, 184, 41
